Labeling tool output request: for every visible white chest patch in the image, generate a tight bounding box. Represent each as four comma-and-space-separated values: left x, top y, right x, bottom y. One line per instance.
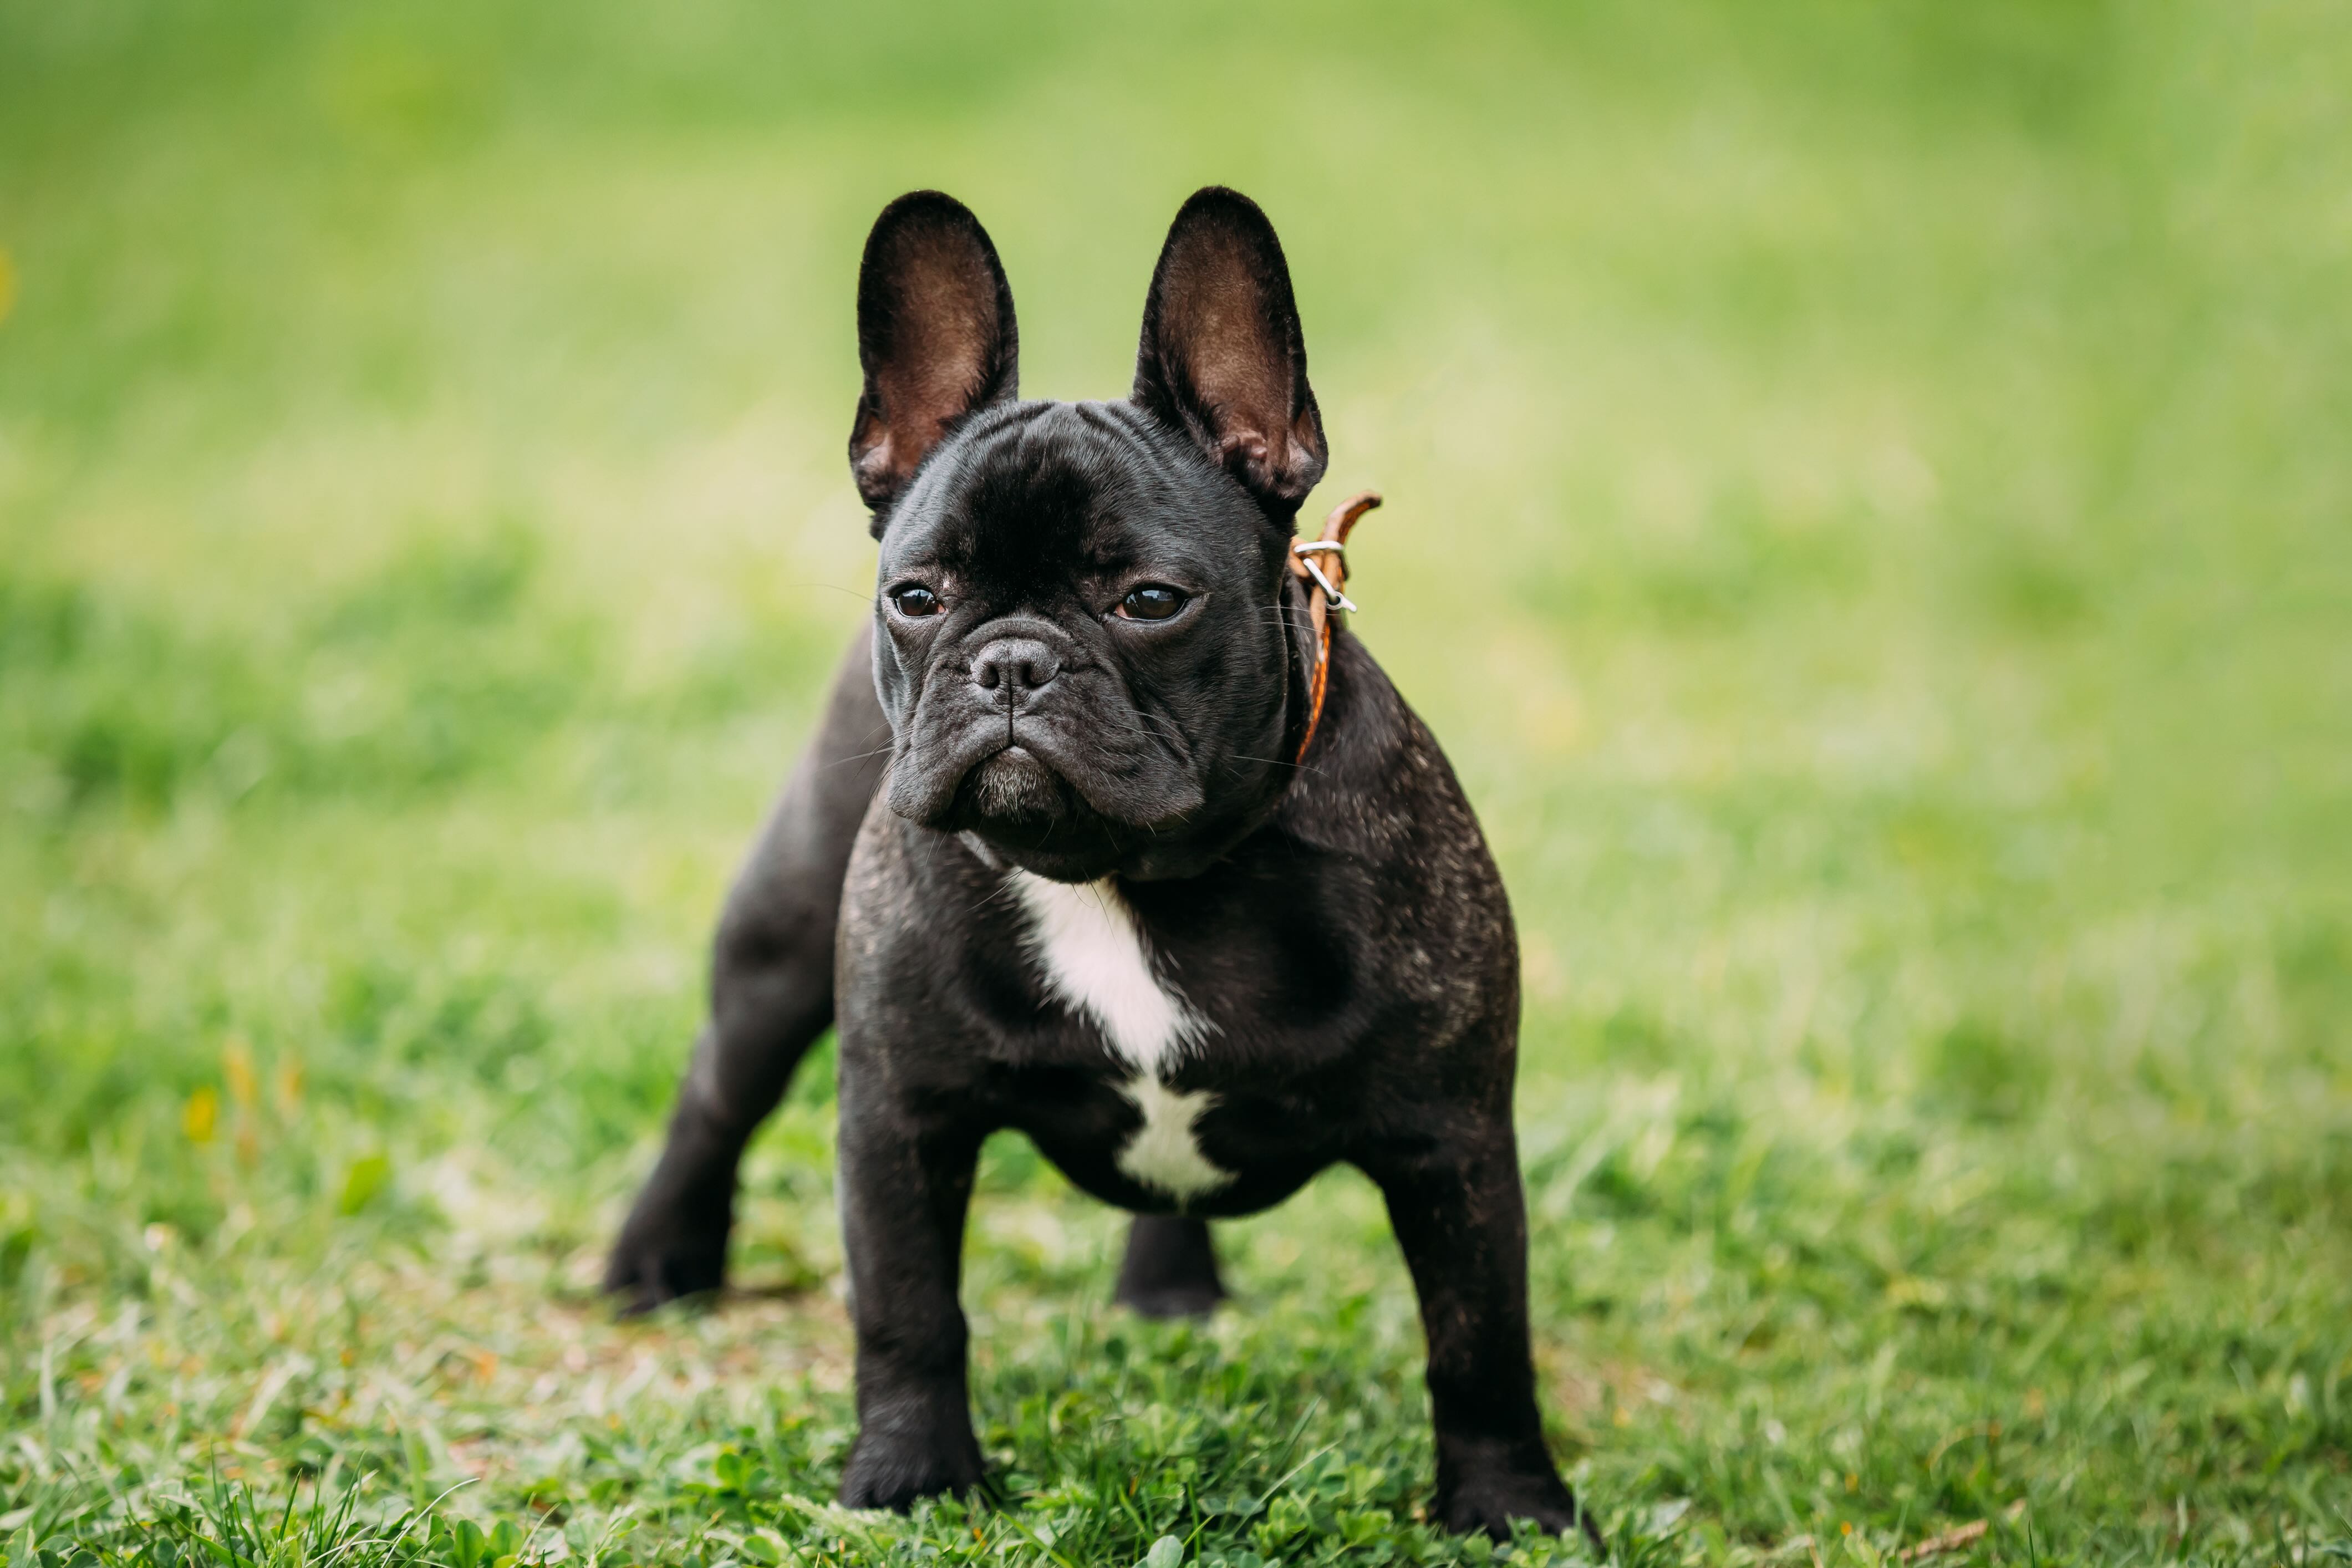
1007, 872, 1230, 1203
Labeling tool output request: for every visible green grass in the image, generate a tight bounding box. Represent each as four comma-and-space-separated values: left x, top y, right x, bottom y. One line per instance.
4, 0, 2350, 1562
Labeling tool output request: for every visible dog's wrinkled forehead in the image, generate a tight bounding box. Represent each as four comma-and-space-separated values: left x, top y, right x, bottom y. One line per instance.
883, 401, 1262, 600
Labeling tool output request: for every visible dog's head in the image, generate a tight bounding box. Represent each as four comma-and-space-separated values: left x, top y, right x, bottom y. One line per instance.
850, 188, 1330, 883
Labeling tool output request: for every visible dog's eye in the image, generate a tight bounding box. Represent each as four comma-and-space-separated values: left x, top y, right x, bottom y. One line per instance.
1117, 584, 1188, 622
889, 585, 942, 619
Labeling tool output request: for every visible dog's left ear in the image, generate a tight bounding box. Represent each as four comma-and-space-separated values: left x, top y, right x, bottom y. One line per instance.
1132, 187, 1327, 517
849, 191, 1021, 522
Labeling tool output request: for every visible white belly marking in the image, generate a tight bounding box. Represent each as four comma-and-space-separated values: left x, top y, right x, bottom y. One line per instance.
1007, 872, 1231, 1203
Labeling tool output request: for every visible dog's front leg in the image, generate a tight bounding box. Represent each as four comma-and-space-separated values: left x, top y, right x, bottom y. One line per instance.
836, 1086, 988, 1510
1363, 1122, 1596, 1546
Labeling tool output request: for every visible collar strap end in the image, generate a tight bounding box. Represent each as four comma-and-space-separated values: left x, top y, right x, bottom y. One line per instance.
1289, 489, 1382, 762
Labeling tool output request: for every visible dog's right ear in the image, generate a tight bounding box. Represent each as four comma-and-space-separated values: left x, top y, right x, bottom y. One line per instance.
848, 192, 1019, 524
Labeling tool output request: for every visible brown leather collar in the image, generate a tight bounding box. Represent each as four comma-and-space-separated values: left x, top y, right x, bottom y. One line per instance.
1288, 489, 1382, 764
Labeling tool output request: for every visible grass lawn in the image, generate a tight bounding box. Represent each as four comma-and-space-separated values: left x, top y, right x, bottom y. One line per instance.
4, 1, 2350, 1562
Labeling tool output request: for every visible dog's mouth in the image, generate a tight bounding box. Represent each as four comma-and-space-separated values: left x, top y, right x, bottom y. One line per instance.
941, 741, 1131, 879
887, 702, 1213, 880
955, 745, 1072, 825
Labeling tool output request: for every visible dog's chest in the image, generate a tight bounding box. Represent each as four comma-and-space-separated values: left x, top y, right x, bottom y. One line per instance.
1006, 872, 1229, 1203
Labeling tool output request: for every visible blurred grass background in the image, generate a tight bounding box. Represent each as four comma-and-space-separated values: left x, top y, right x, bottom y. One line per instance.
2, 1, 2349, 1563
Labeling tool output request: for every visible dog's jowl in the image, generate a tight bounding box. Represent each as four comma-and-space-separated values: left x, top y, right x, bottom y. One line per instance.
606, 187, 1595, 1542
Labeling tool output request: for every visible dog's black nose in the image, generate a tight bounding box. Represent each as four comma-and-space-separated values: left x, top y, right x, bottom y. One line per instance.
970, 637, 1061, 699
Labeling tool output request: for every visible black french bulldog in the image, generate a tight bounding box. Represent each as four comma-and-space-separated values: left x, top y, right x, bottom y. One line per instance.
605, 187, 1593, 1543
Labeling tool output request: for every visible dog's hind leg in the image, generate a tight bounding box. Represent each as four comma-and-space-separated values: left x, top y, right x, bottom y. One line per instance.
1113, 1215, 1226, 1318
604, 625, 890, 1315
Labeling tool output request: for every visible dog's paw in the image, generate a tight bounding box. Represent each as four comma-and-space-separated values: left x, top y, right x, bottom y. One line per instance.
837, 1429, 986, 1511
1114, 1279, 1224, 1320
1113, 1216, 1226, 1319
1437, 1467, 1604, 1552
601, 1213, 727, 1316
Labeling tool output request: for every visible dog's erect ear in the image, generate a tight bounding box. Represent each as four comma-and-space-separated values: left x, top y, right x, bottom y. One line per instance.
1132, 187, 1327, 516
849, 191, 1020, 519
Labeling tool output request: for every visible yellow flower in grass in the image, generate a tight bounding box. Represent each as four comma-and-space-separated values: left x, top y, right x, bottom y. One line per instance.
222, 1036, 257, 1106
182, 1086, 219, 1143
